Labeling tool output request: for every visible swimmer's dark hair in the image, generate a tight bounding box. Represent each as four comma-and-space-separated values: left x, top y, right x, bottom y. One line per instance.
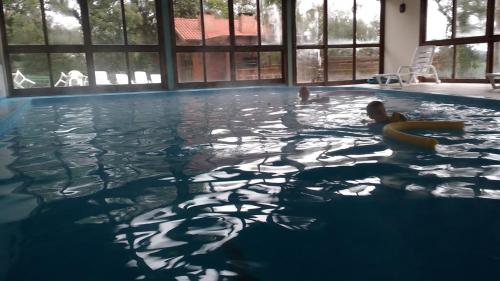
367, 101, 384, 112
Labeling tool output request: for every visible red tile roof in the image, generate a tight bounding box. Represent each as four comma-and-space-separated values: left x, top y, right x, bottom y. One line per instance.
174, 15, 257, 41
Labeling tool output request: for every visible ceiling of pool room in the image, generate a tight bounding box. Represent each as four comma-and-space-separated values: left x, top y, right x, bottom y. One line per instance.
0, 0, 497, 98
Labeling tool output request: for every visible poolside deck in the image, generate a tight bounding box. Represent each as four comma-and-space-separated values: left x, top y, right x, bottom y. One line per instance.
357, 83, 500, 100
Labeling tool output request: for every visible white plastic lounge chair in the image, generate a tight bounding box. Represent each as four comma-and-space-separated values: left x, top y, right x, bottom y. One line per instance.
68, 70, 86, 86
54, 72, 69, 87
95, 71, 111, 85
150, 74, 161, 84
486, 73, 500, 89
133, 71, 150, 84
115, 73, 129, 85
397, 45, 440, 84
12, 70, 36, 89
373, 73, 404, 88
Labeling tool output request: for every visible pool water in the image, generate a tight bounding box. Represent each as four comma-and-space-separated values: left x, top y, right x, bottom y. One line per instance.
1, 87, 500, 281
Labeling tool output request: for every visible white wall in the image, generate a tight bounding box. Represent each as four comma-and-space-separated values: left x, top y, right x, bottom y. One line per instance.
384, 0, 421, 72
0, 26, 7, 97
0, 67, 7, 98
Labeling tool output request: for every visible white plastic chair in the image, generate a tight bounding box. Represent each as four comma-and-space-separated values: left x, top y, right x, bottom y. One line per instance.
115, 73, 129, 85
150, 74, 161, 84
54, 72, 69, 87
486, 73, 500, 89
397, 45, 440, 84
12, 70, 36, 89
68, 70, 86, 86
133, 71, 150, 84
95, 71, 111, 85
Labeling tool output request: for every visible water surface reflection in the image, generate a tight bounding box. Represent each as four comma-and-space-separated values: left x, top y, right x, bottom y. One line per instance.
1, 88, 500, 280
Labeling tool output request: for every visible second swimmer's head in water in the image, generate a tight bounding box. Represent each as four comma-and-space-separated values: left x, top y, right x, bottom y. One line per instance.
367, 101, 389, 123
366, 101, 407, 124
298, 86, 310, 102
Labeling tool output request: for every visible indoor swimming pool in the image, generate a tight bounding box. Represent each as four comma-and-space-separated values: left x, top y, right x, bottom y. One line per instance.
1, 87, 500, 280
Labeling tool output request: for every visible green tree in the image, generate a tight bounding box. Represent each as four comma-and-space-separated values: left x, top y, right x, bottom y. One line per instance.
89, 0, 124, 44
328, 10, 353, 43
234, 0, 257, 15
125, 0, 158, 45
173, 0, 200, 18
3, 0, 45, 44
456, 0, 486, 35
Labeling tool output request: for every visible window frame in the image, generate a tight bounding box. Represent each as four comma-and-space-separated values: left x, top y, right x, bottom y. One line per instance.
0, 0, 167, 96
293, 0, 386, 86
420, 0, 497, 82
169, 0, 287, 89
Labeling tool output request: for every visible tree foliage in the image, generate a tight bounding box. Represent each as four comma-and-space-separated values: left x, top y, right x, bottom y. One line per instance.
3, 0, 45, 44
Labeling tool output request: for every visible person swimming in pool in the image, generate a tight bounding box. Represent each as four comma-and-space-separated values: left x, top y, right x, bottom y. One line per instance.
366, 100, 407, 124
298, 86, 329, 104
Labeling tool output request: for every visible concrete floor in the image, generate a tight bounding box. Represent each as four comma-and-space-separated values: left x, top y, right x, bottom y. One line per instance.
357, 82, 500, 100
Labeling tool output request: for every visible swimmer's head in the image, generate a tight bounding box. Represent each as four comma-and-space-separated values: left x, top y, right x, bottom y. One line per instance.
299, 86, 310, 102
367, 101, 389, 123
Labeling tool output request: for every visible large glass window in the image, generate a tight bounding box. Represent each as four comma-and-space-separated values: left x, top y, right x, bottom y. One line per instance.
426, 0, 452, 41
94, 53, 128, 85
125, 0, 158, 45
205, 52, 231, 81
455, 43, 487, 79
328, 0, 353, 45
173, 0, 202, 46
297, 49, 324, 83
260, 52, 282, 79
496, 0, 500, 35
432, 46, 453, 79
235, 52, 258, 80
89, 0, 125, 45
356, 47, 379, 79
129, 52, 162, 84
234, 0, 258, 46
44, 0, 83, 45
356, 0, 380, 43
455, 0, 487, 38
295, 0, 382, 84
260, 0, 283, 45
1, 0, 165, 94
3, 0, 45, 45
295, 0, 323, 46
203, 0, 230, 46
328, 48, 353, 81
10, 54, 50, 89
494, 42, 500, 73
173, 0, 284, 85
423, 0, 493, 81
51, 53, 87, 87
176, 52, 204, 83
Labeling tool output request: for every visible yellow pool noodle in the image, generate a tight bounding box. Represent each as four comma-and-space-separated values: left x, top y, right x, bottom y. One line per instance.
383, 121, 465, 149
